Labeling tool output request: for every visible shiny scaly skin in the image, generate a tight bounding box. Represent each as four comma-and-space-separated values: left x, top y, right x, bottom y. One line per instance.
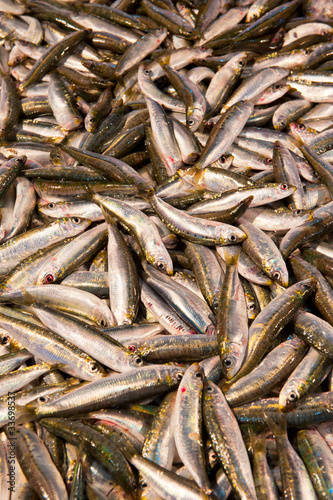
273, 141, 306, 209
0, 362, 52, 397
239, 206, 313, 231
30, 364, 185, 418
12, 427, 68, 500
279, 347, 332, 411
184, 241, 222, 311
216, 247, 248, 380
48, 73, 83, 132
0, 311, 107, 381
293, 309, 333, 359
96, 194, 174, 274
0, 217, 90, 276
149, 192, 246, 245
19, 30, 88, 90
0, 77, 20, 137
196, 100, 254, 169
203, 380, 257, 500
291, 255, 333, 327
303, 247, 333, 277
0, 156, 26, 207
36, 223, 108, 284
39, 418, 137, 499
0, 238, 75, 294
227, 278, 316, 385
267, 414, 317, 500
233, 392, 333, 427
225, 337, 307, 407
280, 200, 333, 258
131, 454, 210, 500
138, 392, 176, 500
106, 216, 139, 325
126, 335, 218, 362
9, 283, 116, 327
187, 183, 296, 215
297, 428, 333, 499
31, 303, 145, 372
240, 221, 289, 286
249, 428, 280, 500
174, 364, 210, 493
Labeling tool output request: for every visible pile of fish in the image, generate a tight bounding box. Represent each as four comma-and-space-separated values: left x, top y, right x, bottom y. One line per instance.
2, 0, 333, 498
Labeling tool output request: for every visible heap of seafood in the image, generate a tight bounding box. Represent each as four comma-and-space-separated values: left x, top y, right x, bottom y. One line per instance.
0, 0, 333, 498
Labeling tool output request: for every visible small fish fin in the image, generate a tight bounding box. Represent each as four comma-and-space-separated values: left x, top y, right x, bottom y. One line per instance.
264, 411, 287, 437
157, 54, 171, 66
248, 424, 266, 452
81, 185, 97, 201
12, 404, 37, 424
222, 245, 241, 266
100, 205, 116, 226
0, 289, 33, 306
136, 183, 155, 199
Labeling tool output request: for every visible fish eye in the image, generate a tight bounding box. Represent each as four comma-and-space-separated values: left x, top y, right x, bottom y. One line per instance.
248, 303, 256, 311
128, 345, 136, 352
140, 480, 148, 489
195, 371, 202, 379
100, 319, 107, 327
272, 271, 281, 280
68, 475, 74, 483
89, 362, 99, 373
44, 274, 54, 284
298, 124, 305, 131
199, 47, 207, 52
144, 69, 151, 75
206, 384, 214, 393
47, 203, 55, 209
273, 85, 282, 90
281, 184, 288, 190
219, 155, 227, 163
304, 49, 311, 55
295, 209, 302, 215
156, 261, 165, 271
37, 396, 48, 403
288, 391, 297, 401
265, 158, 272, 164
188, 118, 195, 126
176, 372, 183, 381
0, 336, 8, 345
300, 282, 311, 290
71, 217, 82, 225
279, 119, 286, 127
228, 234, 237, 242
53, 152, 60, 160
133, 356, 143, 366
238, 60, 245, 66
223, 357, 233, 368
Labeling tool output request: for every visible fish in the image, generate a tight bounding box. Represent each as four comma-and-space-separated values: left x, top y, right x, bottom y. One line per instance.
0, 2, 333, 497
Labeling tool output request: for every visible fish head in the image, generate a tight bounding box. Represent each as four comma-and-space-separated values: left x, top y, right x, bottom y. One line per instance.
279, 384, 301, 411
220, 342, 246, 380
91, 303, 116, 328
265, 257, 289, 287
36, 261, 62, 285
216, 224, 247, 245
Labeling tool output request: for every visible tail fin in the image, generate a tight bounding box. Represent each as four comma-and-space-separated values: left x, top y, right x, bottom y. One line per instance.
223, 245, 241, 266
136, 183, 155, 199
264, 411, 287, 438
248, 424, 266, 454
